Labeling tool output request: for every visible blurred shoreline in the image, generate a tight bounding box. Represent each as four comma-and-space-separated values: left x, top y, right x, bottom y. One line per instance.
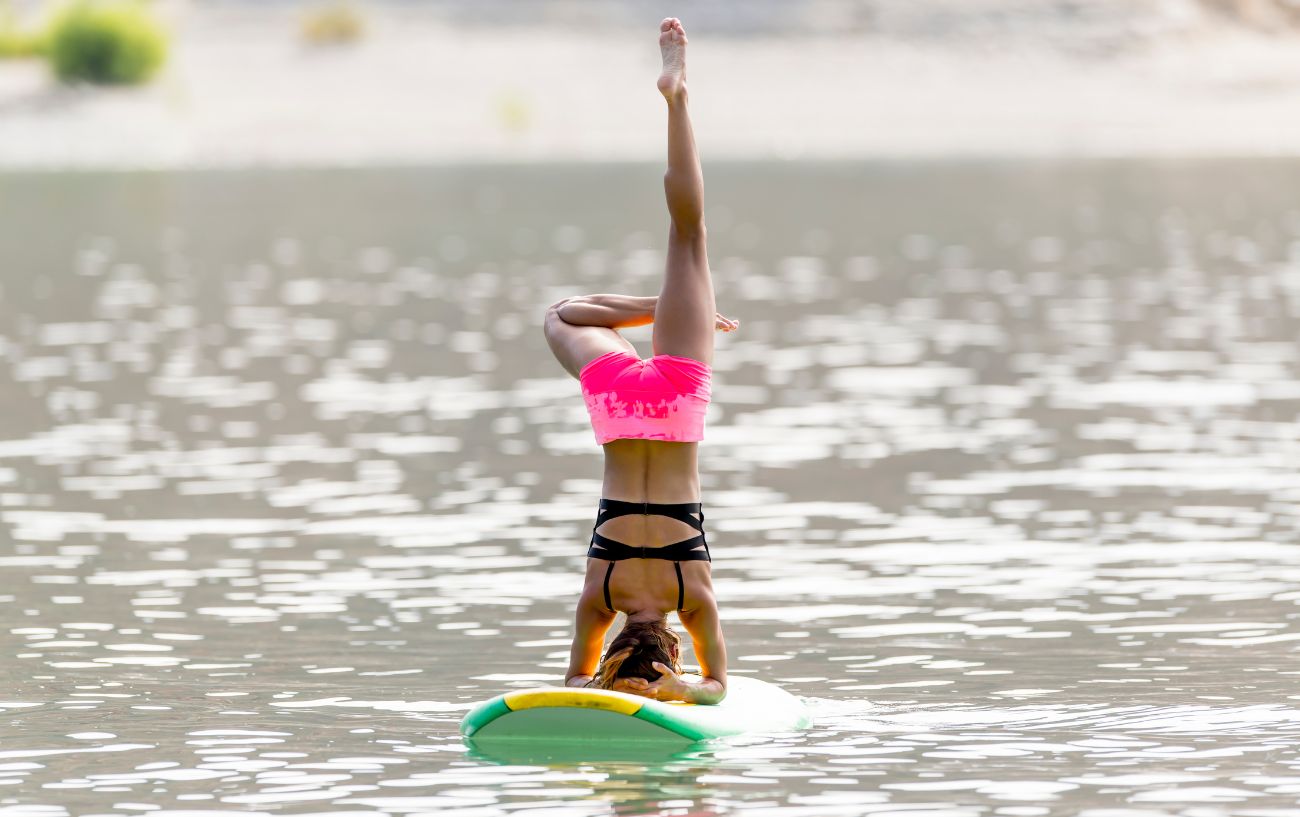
5, 0, 1300, 169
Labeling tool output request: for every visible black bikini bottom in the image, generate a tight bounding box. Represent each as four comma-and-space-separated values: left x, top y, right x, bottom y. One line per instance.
586, 498, 711, 612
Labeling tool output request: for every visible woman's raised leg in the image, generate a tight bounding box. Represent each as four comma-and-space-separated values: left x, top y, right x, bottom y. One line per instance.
651, 18, 716, 367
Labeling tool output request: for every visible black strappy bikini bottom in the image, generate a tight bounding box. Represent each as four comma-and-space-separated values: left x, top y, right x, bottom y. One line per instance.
586, 498, 712, 613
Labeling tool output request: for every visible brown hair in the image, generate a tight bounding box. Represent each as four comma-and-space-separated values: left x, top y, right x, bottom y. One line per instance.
588, 619, 682, 689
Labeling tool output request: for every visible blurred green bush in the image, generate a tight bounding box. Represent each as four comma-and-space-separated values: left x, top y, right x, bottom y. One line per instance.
45, 0, 167, 84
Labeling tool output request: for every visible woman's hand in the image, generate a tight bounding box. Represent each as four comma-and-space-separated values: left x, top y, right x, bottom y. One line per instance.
715, 313, 739, 333
612, 662, 692, 702
609, 676, 648, 695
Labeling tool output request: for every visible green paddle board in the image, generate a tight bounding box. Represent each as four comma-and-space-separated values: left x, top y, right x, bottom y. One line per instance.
461, 674, 810, 743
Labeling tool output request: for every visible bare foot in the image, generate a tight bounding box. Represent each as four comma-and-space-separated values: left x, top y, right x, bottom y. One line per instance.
656, 17, 687, 102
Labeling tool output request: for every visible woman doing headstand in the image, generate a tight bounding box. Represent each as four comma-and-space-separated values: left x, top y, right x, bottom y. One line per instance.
543, 18, 736, 705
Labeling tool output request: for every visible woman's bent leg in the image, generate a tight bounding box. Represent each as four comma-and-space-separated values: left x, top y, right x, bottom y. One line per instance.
543, 298, 637, 380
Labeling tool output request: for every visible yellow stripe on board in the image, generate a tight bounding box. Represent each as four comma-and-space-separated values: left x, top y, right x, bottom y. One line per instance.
503, 688, 644, 716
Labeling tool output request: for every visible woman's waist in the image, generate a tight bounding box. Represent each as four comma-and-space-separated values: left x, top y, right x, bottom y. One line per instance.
602, 438, 699, 470
591, 497, 706, 533
598, 482, 702, 505
588, 492, 709, 558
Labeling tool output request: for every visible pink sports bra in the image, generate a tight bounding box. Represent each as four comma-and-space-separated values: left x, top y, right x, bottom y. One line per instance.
578, 350, 712, 445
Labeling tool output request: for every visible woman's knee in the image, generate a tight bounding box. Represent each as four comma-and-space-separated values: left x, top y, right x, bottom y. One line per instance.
543, 300, 571, 341
544, 297, 582, 327
668, 221, 708, 251
547, 296, 579, 314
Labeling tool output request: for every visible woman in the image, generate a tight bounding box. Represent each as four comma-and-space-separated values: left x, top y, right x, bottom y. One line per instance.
543, 18, 736, 705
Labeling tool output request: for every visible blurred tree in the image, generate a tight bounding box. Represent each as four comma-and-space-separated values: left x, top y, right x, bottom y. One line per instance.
45, 0, 168, 85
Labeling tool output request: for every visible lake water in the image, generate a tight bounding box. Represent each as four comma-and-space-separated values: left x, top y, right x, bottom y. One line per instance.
2, 161, 1299, 815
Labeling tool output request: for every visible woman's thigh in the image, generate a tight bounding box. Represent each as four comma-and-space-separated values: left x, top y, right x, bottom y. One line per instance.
652, 227, 714, 365
544, 306, 637, 379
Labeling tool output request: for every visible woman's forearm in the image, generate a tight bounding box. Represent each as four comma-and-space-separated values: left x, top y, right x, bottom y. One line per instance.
684, 677, 726, 705
557, 294, 657, 329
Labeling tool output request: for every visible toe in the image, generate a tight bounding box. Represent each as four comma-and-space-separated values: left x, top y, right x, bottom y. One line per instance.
661, 18, 673, 31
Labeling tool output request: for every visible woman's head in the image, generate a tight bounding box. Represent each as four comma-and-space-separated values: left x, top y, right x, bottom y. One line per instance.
589, 618, 681, 689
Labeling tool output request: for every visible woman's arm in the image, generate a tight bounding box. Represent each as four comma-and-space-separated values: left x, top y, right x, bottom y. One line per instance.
557, 294, 658, 329
584, 593, 728, 703
621, 588, 728, 703
678, 593, 727, 704
564, 593, 617, 687
557, 295, 738, 334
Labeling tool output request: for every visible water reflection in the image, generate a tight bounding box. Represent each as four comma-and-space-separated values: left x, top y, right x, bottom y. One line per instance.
1, 162, 1300, 813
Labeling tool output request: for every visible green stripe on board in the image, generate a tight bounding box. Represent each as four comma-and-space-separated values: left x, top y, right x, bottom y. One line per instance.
461, 696, 512, 737
631, 705, 713, 741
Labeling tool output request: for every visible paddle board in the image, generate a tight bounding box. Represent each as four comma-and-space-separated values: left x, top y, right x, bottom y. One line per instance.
461, 674, 810, 743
